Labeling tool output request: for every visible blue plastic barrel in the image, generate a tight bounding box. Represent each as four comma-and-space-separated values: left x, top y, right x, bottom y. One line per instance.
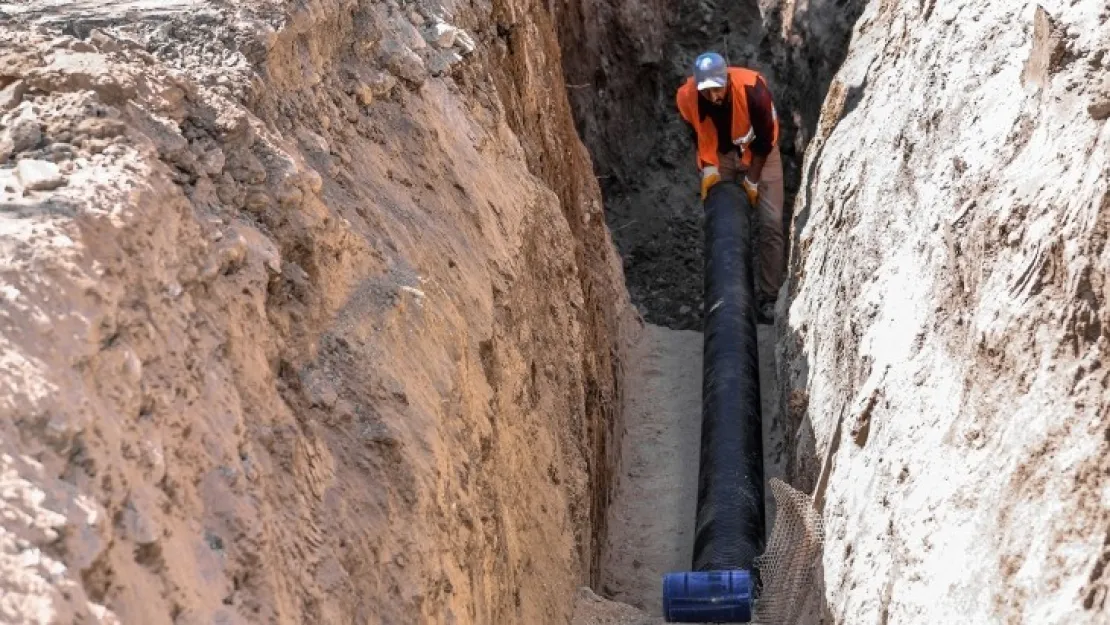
662, 570, 753, 623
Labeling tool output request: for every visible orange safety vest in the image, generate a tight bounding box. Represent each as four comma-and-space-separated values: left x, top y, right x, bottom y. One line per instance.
675, 67, 779, 170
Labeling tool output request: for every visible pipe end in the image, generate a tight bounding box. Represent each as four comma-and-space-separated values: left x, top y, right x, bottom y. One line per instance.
661, 569, 753, 623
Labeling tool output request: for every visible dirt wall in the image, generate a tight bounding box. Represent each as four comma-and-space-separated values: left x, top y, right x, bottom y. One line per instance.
776, 1, 1110, 622
548, 0, 863, 330
0, 1, 636, 624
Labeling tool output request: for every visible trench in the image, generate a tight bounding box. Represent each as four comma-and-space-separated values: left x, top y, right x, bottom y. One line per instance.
0, 1, 869, 623
553, 0, 868, 616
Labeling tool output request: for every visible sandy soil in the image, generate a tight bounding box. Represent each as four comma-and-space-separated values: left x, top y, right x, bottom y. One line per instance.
599, 323, 702, 613
572, 586, 661, 625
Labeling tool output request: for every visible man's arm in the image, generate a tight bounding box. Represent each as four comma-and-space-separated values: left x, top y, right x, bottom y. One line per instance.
744, 76, 777, 183
747, 153, 768, 184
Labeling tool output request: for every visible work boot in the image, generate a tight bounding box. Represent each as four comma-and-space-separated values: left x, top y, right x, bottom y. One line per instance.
756, 298, 775, 325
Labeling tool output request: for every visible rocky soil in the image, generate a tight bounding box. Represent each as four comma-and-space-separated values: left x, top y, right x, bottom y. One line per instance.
774, 0, 1110, 622
0, 1, 638, 623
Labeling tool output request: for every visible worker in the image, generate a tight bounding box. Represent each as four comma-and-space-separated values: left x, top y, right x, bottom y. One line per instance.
676, 51, 784, 324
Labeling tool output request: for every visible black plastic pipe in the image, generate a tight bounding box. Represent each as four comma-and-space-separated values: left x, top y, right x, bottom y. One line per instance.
693, 182, 766, 570
662, 182, 765, 623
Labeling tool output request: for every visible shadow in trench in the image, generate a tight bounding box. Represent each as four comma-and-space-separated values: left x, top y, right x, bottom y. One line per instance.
756, 319, 836, 625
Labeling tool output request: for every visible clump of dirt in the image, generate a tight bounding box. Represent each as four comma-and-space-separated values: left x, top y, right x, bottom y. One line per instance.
0, 1, 636, 623
572, 586, 661, 625
551, 0, 866, 330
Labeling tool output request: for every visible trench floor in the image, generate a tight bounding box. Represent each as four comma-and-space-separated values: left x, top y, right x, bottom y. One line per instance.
598, 323, 785, 614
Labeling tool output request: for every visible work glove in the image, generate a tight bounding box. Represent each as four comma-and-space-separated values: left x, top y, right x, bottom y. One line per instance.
742, 176, 760, 208
700, 166, 721, 201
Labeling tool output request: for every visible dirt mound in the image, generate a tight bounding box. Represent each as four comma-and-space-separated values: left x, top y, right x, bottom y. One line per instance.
0, 1, 635, 623
572, 587, 660, 625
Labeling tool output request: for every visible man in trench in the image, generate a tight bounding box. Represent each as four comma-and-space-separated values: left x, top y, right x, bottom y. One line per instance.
676, 51, 785, 324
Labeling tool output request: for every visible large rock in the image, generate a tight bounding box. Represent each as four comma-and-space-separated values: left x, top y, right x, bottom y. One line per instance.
378, 38, 427, 86
0, 79, 26, 110
15, 159, 65, 190
5, 117, 42, 153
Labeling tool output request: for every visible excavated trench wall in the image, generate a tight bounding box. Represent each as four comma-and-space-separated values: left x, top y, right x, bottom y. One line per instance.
777, 1, 1110, 623
0, 1, 636, 624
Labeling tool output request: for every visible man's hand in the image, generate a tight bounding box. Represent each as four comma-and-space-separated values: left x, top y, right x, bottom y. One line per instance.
700, 166, 721, 201
742, 176, 760, 207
